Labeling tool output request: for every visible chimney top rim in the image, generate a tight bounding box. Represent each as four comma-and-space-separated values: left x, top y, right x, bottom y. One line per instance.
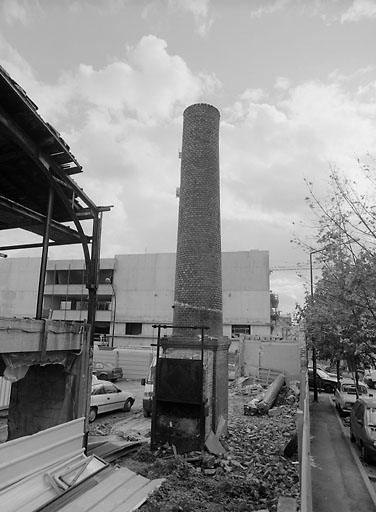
183, 103, 220, 117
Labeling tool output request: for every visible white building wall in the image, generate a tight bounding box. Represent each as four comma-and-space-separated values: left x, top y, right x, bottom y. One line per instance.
115, 253, 175, 329
0, 257, 40, 317
0, 251, 271, 342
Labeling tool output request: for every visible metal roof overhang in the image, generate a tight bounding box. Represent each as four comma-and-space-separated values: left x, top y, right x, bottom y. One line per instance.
0, 64, 111, 251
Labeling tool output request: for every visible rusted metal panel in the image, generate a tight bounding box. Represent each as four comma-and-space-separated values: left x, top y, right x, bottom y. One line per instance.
0, 417, 85, 491
0, 376, 11, 409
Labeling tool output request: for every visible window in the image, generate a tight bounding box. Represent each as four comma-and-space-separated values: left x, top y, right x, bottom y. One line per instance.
104, 383, 118, 394
126, 323, 142, 335
231, 325, 250, 337
91, 384, 105, 395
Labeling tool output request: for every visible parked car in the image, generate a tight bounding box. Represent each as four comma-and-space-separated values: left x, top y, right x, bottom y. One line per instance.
350, 396, 376, 463
92, 361, 123, 381
308, 368, 338, 393
89, 380, 135, 422
314, 365, 338, 379
364, 368, 376, 389
334, 378, 368, 416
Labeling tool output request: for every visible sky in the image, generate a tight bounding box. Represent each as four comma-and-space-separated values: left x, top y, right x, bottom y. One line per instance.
1, 0, 376, 314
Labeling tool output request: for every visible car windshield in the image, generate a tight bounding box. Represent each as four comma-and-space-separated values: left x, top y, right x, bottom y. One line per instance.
342, 384, 368, 395
317, 369, 333, 379
366, 407, 376, 427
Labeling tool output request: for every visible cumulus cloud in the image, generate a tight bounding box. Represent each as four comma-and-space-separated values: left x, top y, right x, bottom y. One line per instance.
250, 0, 290, 19
0, 34, 221, 256
0, 0, 39, 25
168, 0, 213, 36
27, 35, 220, 128
219, 75, 376, 270
341, 0, 376, 22
274, 76, 290, 90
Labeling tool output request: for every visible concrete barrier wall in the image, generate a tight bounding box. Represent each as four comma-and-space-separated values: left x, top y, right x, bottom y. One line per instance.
242, 339, 300, 384
299, 372, 312, 512
94, 347, 155, 380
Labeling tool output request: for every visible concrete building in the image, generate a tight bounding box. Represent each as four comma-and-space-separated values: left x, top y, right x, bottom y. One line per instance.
0, 250, 271, 345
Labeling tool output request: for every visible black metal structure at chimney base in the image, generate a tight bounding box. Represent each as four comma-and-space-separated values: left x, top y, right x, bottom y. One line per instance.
151, 103, 230, 453
151, 325, 209, 453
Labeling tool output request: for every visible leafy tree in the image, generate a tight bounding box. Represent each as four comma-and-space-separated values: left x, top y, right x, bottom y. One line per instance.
297, 159, 376, 367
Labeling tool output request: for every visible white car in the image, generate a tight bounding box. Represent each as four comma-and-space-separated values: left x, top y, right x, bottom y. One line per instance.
334, 378, 368, 416
90, 380, 135, 422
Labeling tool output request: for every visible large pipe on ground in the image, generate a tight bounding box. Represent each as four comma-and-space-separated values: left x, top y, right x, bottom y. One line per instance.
256, 374, 285, 414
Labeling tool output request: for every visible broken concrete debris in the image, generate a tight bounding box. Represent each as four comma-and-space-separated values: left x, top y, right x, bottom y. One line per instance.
126, 381, 300, 511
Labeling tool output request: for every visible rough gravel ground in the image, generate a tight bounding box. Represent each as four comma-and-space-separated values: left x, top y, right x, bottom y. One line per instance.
112, 383, 300, 512
0, 381, 300, 510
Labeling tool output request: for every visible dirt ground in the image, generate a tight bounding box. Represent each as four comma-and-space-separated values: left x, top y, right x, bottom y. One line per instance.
1, 380, 300, 510
104, 381, 301, 512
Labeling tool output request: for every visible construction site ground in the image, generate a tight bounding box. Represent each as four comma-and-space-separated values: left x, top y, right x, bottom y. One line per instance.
88, 379, 301, 512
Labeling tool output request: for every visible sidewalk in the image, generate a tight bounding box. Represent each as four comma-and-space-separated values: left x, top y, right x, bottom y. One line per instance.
310, 393, 376, 512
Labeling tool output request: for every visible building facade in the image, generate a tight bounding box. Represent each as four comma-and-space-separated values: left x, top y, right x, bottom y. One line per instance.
0, 250, 271, 345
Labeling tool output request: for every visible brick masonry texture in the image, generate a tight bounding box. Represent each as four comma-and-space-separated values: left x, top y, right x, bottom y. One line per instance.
173, 103, 223, 338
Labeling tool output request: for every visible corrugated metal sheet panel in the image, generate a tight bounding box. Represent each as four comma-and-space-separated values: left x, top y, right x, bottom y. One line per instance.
0, 417, 84, 491
1, 452, 105, 512
58, 467, 164, 512
0, 376, 11, 409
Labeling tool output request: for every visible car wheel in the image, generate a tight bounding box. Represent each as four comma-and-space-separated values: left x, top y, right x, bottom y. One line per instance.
338, 407, 345, 417
89, 407, 97, 423
323, 384, 333, 393
143, 409, 151, 418
123, 398, 133, 412
350, 427, 356, 443
362, 444, 372, 464
98, 373, 108, 381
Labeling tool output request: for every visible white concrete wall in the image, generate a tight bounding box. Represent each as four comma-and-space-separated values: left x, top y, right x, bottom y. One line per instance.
243, 339, 301, 383
0, 251, 271, 339
0, 258, 40, 317
115, 252, 175, 324
222, 251, 270, 325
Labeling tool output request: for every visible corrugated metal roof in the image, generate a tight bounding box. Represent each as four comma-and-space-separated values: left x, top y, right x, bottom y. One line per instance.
57, 467, 164, 512
0, 417, 164, 512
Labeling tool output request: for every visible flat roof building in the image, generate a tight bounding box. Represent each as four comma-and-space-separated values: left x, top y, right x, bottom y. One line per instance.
0, 250, 271, 347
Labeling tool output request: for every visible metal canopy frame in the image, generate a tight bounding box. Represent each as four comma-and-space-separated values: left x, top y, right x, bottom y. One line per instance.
0, 64, 111, 328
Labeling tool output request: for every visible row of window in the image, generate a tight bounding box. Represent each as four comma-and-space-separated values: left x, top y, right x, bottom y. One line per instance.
60, 300, 112, 311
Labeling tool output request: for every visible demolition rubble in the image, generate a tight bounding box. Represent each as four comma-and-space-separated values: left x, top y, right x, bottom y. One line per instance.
112, 376, 300, 512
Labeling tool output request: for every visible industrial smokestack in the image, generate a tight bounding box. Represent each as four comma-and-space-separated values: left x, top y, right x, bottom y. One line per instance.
173, 103, 223, 338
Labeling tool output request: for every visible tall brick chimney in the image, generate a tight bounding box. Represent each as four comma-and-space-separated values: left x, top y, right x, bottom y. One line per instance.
173, 103, 223, 338
151, 103, 230, 453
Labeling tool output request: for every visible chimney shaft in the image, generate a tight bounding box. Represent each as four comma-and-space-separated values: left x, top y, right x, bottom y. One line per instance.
173, 103, 223, 338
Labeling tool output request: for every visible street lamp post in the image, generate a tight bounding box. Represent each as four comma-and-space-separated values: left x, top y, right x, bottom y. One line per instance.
310, 248, 323, 403
105, 277, 116, 348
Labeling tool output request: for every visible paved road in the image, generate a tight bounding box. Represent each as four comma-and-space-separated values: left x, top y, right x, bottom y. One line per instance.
311, 393, 376, 512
